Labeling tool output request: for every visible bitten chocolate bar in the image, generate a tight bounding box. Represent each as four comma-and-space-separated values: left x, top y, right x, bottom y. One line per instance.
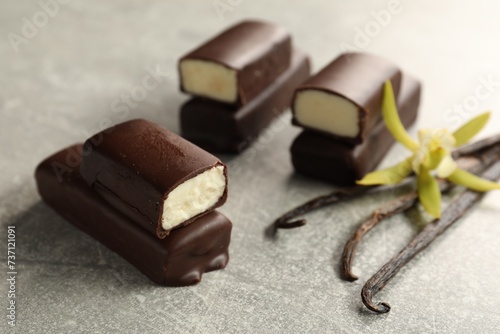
80, 119, 228, 239
180, 49, 310, 153
35, 144, 232, 286
291, 74, 420, 185
292, 52, 402, 144
179, 20, 291, 105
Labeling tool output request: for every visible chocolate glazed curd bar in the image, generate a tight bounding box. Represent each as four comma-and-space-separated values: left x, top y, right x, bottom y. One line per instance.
80, 119, 228, 239
180, 49, 310, 153
291, 74, 421, 185
35, 144, 232, 286
292, 52, 402, 145
179, 20, 292, 105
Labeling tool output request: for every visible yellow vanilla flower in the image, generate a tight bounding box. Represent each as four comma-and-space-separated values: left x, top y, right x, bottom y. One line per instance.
357, 81, 500, 218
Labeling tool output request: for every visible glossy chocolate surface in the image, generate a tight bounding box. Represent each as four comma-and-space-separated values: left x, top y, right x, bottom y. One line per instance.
180, 49, 310, 153
179, 20, 292, 105
292, 52, 402, 144
80, 119, 228, 238
35, 144, 232, 286
291, 74, 421, 185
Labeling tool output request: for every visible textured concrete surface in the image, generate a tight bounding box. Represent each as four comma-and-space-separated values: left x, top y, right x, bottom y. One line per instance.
1, 0, 500, 333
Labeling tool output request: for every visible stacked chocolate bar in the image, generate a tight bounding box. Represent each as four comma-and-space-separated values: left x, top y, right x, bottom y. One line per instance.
179, 20, 311, 153
36, 119, 232, 286
290, 53, 421, 185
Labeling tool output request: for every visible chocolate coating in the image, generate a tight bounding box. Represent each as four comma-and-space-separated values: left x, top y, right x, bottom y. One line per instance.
291, 74, 421, 185
35, 144, 232, 286
292, 52, 402, 145
80, 119, 228, 239
180, 49, 311, 153
179, 20, 292, 105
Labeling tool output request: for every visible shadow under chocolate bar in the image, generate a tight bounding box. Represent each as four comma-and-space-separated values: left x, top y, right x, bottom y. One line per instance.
291, 74, 421, 186
35, 144, 232, 286
180, 49, 310, 153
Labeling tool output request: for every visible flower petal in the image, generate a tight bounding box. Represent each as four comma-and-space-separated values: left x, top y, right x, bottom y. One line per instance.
436, 154, 458, 178
447, 168, 500, 192
418, 165, 442, 218
424, 147, 447, 170
382, 81, 419, 152
452, 112, 491, 146
357, 158, 413, 185
431, 129, 456, 151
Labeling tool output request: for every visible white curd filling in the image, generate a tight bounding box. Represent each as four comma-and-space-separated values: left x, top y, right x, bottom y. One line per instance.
294, 89, 360, 138
180, 59, 238, 103
161, 166, 226, 230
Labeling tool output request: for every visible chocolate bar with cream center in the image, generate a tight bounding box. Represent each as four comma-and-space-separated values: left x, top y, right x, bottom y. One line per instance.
180, 49, 310, 153
80, 119, 228, 239
36, 144, 232, 286
291, 74, 421, 185
179, 20, 291, 105
292, 52, 402, 145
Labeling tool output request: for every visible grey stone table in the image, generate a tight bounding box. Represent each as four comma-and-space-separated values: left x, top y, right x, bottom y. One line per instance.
1, 0, 500, 333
